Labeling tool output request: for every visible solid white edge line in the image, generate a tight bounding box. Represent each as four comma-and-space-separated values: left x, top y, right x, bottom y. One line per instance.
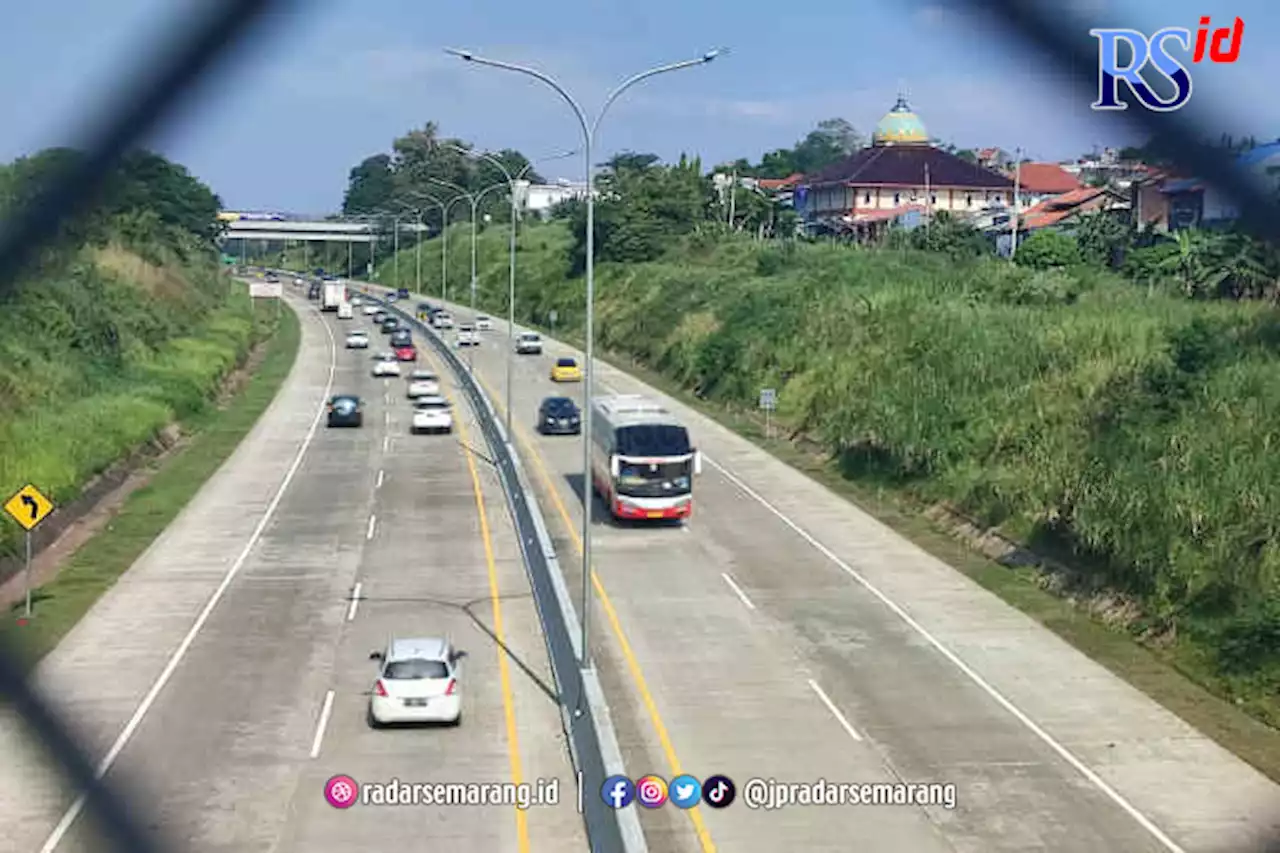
366, 514, 377, 541
347, 582, 362, 622
309, 690, 336, 758
375, 469, 384, 489
40, 301, 337, 853
720, 572, 757, 611
708, 456, 1186, 853
807, 679, 863, 742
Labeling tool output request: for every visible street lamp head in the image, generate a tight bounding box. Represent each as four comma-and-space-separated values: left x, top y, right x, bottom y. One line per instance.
445, 47, 474, 62
703, 47, 728, 62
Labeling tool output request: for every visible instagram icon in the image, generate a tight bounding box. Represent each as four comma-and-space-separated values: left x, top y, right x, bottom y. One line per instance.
636, 775, 668, 808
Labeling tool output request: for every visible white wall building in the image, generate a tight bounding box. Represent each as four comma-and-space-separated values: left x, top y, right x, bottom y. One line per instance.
514, 179, 591, 218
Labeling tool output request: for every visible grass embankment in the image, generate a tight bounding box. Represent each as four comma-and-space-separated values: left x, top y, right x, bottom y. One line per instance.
370, 220, 1280, 780
0, 246, 300, 667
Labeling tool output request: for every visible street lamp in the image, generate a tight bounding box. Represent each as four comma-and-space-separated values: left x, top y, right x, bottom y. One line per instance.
427, 177, 510, 373
444, 144, 577, 438
446, 47, 724, 669
404, 189, 466, 300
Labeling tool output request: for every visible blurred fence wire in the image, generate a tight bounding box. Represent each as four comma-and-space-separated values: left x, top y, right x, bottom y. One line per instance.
0, 0, 1273, 851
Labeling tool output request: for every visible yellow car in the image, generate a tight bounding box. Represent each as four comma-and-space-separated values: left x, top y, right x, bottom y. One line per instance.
550, 357, 583, 382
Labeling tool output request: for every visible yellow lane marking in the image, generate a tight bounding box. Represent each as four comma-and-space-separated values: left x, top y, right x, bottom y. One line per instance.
473, 370, 717, 853
447, 358, 531, 853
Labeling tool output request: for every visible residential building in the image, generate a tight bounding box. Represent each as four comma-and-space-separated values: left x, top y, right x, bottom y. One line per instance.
1013, 163, 1083, 207
976, 148, 1013, 170
1134, 141, 1280, 231
795, 96, 1014, 238
992, 186, 1128, 256
514, 179, 590, 219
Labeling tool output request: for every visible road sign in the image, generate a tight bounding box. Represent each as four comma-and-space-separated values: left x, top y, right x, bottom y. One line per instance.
4, 484, 54, 531
759, 388, 777, 410
249, 281, 283, 298
548, 310, 558, 324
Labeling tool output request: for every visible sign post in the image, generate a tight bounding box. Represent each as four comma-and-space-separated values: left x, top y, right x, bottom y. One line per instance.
758, 388, 777, 438
548, 309, 558, 337
249, 280, 284, 323
4, 484, 55, 620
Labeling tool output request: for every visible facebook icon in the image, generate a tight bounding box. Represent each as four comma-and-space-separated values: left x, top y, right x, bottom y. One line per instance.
601, 776, 635, 809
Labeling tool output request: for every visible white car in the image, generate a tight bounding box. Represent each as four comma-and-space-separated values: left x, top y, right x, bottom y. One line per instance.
368, 637, 464, 727
372, 354, 402, 377
293, 277, 304, 286
363, 304, 380, 316
434, 312, 454, 329
475, 315, 493, 331
406, 371, 441, 398
351, 295, 363, 306
456, 325, 479, 347
515, 332, 542, 355
345, 330, 369, 349
410, 396, 454, 434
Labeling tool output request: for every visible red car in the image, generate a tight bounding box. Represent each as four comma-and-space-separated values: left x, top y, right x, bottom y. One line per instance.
395, 345, 417, 362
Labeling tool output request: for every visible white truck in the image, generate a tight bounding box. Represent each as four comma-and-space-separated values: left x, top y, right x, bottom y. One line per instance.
337, 300, 354, 319
321, 282, 345, 312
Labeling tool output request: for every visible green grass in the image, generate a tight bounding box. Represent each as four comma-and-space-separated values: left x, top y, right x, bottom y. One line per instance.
364, 220, 1280, 781
0, 300, 300, 669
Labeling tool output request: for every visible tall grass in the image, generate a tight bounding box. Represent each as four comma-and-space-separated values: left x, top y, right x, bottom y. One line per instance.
378, 222, 1280, 699
0, 241, 260, 558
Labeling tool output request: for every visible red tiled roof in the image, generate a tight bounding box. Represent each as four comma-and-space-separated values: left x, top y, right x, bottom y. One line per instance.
1016, 163, 1082, 194
1021, 186, 1116, 229
977, 147, 1001, 159
806, 145, 1013, 190
757, 172, 804, 190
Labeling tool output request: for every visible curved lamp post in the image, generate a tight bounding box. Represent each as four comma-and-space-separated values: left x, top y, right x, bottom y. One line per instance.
444, 144, 577, 438
426, 177, 509, 373
445, 47, 724, 668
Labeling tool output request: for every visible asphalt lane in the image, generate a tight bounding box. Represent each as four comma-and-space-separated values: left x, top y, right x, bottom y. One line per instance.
402, 286, 1280, 853
0, 290, 585, 853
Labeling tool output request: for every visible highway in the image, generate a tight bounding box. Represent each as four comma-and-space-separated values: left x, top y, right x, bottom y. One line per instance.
393, 283, 1280, 853
0, 289, 585, 852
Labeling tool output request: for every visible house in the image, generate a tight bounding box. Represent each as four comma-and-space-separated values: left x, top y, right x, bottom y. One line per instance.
514, 180, 591, 219
976, 148, 1013, 170
1135, 141, 1280, 231
756, 173, 804, 207
992, 186, 1127, 255
795, 96, 1015, 238
1014, 163, 1083, 207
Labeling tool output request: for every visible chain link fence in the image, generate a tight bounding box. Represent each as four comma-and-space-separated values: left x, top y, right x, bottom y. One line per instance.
0, 1, 1272, 850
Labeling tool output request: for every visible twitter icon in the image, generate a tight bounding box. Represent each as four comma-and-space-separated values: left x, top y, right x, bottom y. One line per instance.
669, 774, 702, 809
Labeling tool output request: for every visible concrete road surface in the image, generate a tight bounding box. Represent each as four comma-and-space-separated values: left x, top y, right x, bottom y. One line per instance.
0, 290, 586, 853
395, 283, 1280, 853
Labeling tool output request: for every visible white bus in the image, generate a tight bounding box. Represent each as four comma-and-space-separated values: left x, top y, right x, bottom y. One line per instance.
590, 395, 701, 521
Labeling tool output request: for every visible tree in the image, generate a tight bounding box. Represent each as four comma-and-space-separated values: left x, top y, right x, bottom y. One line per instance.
343, 154, 395, 215
566, 152, 709, 274
1014, 229, 1083, 269
753, 118, 863, 179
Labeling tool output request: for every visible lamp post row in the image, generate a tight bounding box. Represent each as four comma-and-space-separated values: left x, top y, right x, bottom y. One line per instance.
335, 49, 725, 671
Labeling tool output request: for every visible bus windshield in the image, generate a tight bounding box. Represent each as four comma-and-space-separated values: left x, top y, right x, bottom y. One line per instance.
615, 424, 690, 456
616, 460, 692, 498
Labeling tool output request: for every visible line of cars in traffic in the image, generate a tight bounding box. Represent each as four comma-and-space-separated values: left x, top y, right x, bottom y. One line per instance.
328, 296, 454, 436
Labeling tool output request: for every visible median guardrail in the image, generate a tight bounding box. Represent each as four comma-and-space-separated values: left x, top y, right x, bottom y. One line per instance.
341, 280, 645, 853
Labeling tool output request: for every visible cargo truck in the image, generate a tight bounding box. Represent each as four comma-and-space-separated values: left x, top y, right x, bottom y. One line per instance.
322, 282, 345, 311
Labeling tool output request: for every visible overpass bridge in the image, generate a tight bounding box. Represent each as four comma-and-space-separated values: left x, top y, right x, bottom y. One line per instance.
218, 213, 431, 244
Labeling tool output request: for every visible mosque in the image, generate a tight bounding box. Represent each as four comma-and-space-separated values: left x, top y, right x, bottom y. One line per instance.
795, 96, 1015, 235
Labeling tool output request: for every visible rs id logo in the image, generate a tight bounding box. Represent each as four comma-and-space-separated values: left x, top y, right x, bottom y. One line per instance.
1090, 16, 1244, 112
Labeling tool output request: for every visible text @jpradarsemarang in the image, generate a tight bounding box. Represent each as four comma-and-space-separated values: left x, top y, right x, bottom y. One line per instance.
324, 775, 561, 809
741, 778, 957, 810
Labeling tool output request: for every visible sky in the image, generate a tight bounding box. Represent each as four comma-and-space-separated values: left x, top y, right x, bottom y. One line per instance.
0, 0, 1273, 213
